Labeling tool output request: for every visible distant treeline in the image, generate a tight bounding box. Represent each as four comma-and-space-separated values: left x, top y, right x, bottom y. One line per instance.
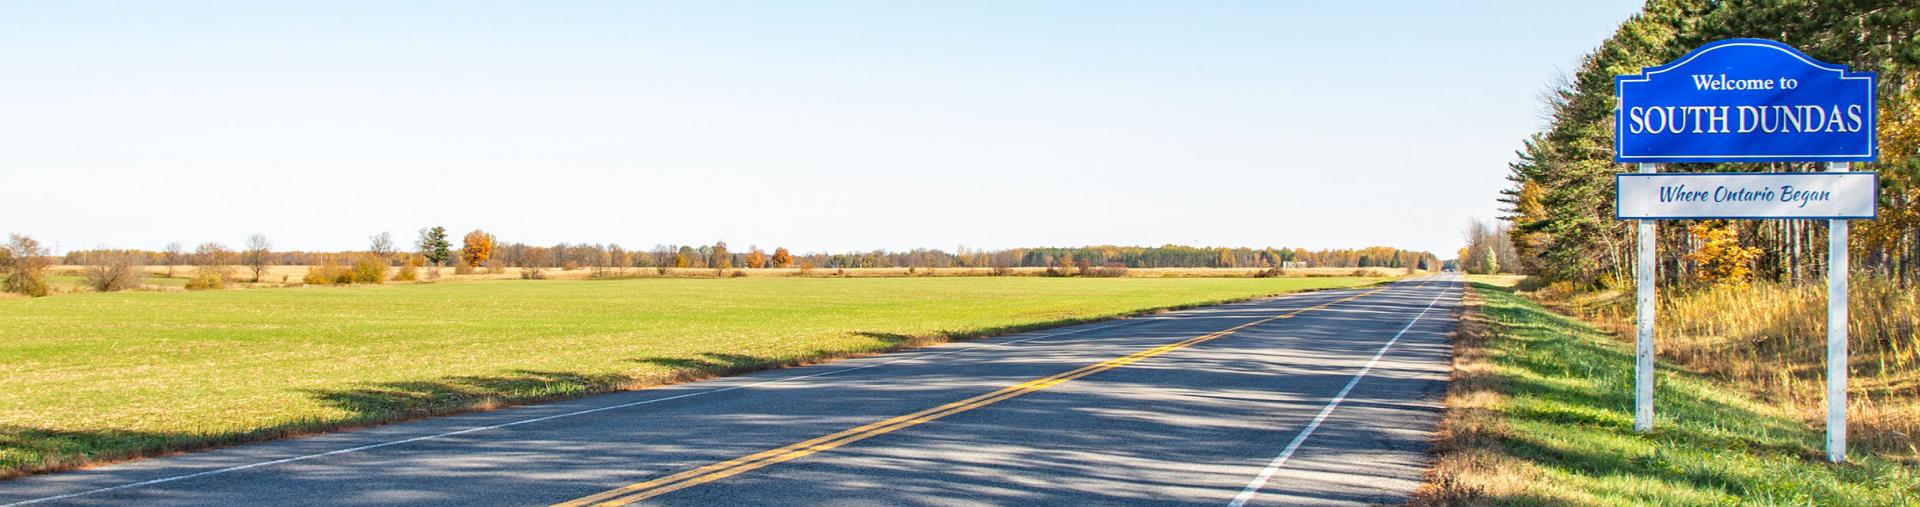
52, 234, 1438, 272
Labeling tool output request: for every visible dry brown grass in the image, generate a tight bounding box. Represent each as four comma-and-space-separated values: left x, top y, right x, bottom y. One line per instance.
1410, 285, 1546, 506
1538, 277, 1920, 461
1463, 274, 1526, 288
1655, 280, 1920, 460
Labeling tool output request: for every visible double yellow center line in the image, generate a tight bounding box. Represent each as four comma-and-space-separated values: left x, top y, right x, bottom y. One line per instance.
556, 281, 1422, 506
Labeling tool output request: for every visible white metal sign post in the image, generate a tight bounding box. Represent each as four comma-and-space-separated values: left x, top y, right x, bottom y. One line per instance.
1635, 162, 1656, 433
1826, 161, 1849, 462
1612, 39, 1878, 463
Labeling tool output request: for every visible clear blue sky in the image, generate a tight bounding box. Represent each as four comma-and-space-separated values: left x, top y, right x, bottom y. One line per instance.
1, 1, 1643, 256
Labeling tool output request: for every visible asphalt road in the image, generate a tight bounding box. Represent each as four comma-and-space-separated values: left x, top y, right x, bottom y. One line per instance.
2, 274, 1462, 506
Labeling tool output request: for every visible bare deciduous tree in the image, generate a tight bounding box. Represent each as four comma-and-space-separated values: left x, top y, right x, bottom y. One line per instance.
520, 248, 550, 279
369, 232, 394, 264
82, 250, 145, 292
163, 242, 184, 277
243, 234, 272, 282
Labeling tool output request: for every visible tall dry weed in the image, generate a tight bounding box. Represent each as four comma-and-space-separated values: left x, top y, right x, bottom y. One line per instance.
1579, 278, 1920, 458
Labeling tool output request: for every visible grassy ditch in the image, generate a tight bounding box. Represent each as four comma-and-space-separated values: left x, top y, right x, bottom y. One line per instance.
1416, 281, 1919, 506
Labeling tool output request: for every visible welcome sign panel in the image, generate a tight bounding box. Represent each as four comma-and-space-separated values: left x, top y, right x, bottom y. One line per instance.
1615, 39, 1876, 163
1617, 172, 1878, 219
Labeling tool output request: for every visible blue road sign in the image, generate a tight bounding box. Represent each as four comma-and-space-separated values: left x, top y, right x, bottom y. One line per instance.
1615, 39, 1876, 163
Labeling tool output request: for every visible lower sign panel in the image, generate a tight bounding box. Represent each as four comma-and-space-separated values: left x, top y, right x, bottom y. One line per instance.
1616, 172, 1878, 220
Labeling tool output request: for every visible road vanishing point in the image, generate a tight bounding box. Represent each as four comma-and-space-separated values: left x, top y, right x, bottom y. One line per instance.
3, 275, 1463, 506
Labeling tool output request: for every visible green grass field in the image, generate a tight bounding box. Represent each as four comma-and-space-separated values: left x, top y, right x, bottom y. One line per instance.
1428, 283, 1919, 505
43, 274, 190, 291
0, 276, 1379, 478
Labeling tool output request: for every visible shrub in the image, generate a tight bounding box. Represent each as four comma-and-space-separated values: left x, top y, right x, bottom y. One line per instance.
304, 256, 349, 285
454, 260, 474, 275
393, 258, 421, 282
82, 251, 146, 292
730, 269, 748, 278
1536, 280, 1579, 301
1254, 267, 1285, 278
655, 266, 669, 275
1088, 263, 1129, 278
185, 269, 227, 290
351, 255, 388, 284
562, 261, 581, 271
990, 265, 1013, 277
486, 258, 505, 274
521, 266, 547, 280
2, 234, 51, 297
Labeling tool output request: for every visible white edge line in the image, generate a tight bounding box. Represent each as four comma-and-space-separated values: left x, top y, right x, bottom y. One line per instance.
1226, 277, 1455, 507
5, 288, 1367, 506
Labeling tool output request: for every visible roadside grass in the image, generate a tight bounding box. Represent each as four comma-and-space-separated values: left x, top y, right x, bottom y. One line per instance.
0, 276, 1380, 478
1418, 282, 1920, 506
1625, 280, 1917, 460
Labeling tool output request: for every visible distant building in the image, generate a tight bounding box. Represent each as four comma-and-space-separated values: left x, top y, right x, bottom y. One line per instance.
1280, 261, 1309, 269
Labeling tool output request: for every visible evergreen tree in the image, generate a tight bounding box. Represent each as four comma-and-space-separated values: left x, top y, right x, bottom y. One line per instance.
416, 227, 452, 266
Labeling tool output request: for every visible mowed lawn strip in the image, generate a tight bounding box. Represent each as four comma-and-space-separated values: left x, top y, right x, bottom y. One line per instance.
1418, 282, 1920, 506
0, 276, 1376, 478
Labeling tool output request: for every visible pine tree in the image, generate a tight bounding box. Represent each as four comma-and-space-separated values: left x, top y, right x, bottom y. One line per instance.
417, 227, 452, 266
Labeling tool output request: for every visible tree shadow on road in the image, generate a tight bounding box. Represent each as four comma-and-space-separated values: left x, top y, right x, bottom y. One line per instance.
304, 369, 637, 422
